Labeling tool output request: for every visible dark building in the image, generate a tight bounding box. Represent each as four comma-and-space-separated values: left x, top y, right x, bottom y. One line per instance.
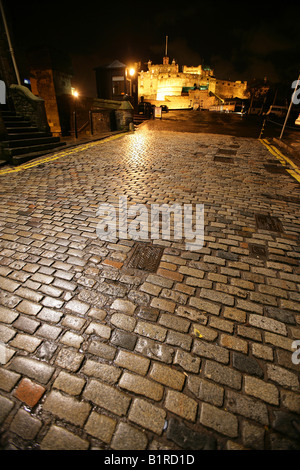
95, 60, 127, 100
28, 47, 73, 136
94, 60, 138, 108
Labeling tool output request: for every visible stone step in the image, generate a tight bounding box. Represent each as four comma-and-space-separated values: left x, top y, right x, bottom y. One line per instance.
2, 136, 61, 148
4, 141, 66, 158
1, 109, 66, 166
3, 120, 32, 127
6, 131, 52, 140
2, 114, 30, 122
11, 143, 66, 165
133, 114, 150, 125
0, 110, 15, 117
6, 126, 40, 133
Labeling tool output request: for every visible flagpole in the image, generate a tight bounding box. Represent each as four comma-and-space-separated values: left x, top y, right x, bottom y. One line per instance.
0, 0, 21, 85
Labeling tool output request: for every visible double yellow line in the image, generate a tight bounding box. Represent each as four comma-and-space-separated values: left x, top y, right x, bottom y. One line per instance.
0, 132, 129, 176
259, 138, 300, 183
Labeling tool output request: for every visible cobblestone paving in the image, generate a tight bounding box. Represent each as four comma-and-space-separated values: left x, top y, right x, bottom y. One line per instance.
0, 128, 299, 450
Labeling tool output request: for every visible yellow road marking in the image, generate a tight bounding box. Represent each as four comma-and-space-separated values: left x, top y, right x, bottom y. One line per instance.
286, 169, 300, 183
259, 138, 286, 164
259, 138, 300, 182
0, 132, 129, 176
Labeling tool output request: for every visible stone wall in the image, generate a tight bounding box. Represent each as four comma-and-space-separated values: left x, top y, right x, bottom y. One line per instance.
115, 101, 134, 131
215, 80, 248, 100
9, 85, 50, 133
189, 90, 217, 110
30, 69, 62, 136
139, 70, 247, 104
57, 94, 132, 136
139, 70, 216, 107
91, 109, 116, 135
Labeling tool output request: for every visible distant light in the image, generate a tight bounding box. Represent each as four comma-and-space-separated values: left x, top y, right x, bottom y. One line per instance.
71, 88, 79, 98
24, 79, 30, 85
129, 68, 135, 77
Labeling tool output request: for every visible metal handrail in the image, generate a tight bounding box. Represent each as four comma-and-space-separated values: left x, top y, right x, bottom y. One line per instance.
77, 120, 89, 133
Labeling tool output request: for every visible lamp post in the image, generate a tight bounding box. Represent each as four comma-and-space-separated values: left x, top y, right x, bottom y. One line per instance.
126, 68, 135, 96
71, 88, 79, 139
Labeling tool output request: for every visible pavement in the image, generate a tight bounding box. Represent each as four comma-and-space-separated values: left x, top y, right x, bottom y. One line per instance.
147, 109, 300, 165
272, 131, 300, 167
0, 118, 299, 452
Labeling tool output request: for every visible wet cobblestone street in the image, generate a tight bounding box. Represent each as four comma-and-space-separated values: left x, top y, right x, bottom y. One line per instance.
0, 126, 299, 450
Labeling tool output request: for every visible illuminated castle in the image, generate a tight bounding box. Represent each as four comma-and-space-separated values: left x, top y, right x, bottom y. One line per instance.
138, 38, 248, 110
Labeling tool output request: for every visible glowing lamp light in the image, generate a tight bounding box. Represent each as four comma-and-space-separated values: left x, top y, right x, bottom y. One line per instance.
129, 68, 135, 77
71, 88, 79, 98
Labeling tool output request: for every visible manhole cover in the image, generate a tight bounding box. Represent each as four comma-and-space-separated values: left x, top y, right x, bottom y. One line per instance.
249, 244, 268, 260
217, 149, 237, 155
128, 244, 163, 272
214, 156, 234, 163
255, 213, 283, 232
263, 164, 286, 174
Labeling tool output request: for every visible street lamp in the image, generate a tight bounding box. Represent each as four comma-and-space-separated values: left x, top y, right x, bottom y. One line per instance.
71, 88, 79, 138
72, 88, 79, 98
126, 68, 135, 96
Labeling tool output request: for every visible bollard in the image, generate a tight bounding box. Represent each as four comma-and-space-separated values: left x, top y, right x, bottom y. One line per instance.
73, 111, 78, 139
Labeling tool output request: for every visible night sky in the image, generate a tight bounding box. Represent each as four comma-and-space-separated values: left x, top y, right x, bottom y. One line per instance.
4, 0, 300, 97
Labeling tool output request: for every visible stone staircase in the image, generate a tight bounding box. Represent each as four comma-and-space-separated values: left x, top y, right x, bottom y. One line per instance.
133, 113, 151, 126
0, 109, 66, 166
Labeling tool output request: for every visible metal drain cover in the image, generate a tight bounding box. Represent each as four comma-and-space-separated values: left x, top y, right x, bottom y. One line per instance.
249, 244, 268, 260
128, 244, 163, 272
214, 156, 234, 163
255, 213, 283, 232
217, 149, 237, 155
264, 164, 286, 174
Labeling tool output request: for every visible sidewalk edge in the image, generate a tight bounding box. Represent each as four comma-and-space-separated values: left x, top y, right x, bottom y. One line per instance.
272, 137, 300, 160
